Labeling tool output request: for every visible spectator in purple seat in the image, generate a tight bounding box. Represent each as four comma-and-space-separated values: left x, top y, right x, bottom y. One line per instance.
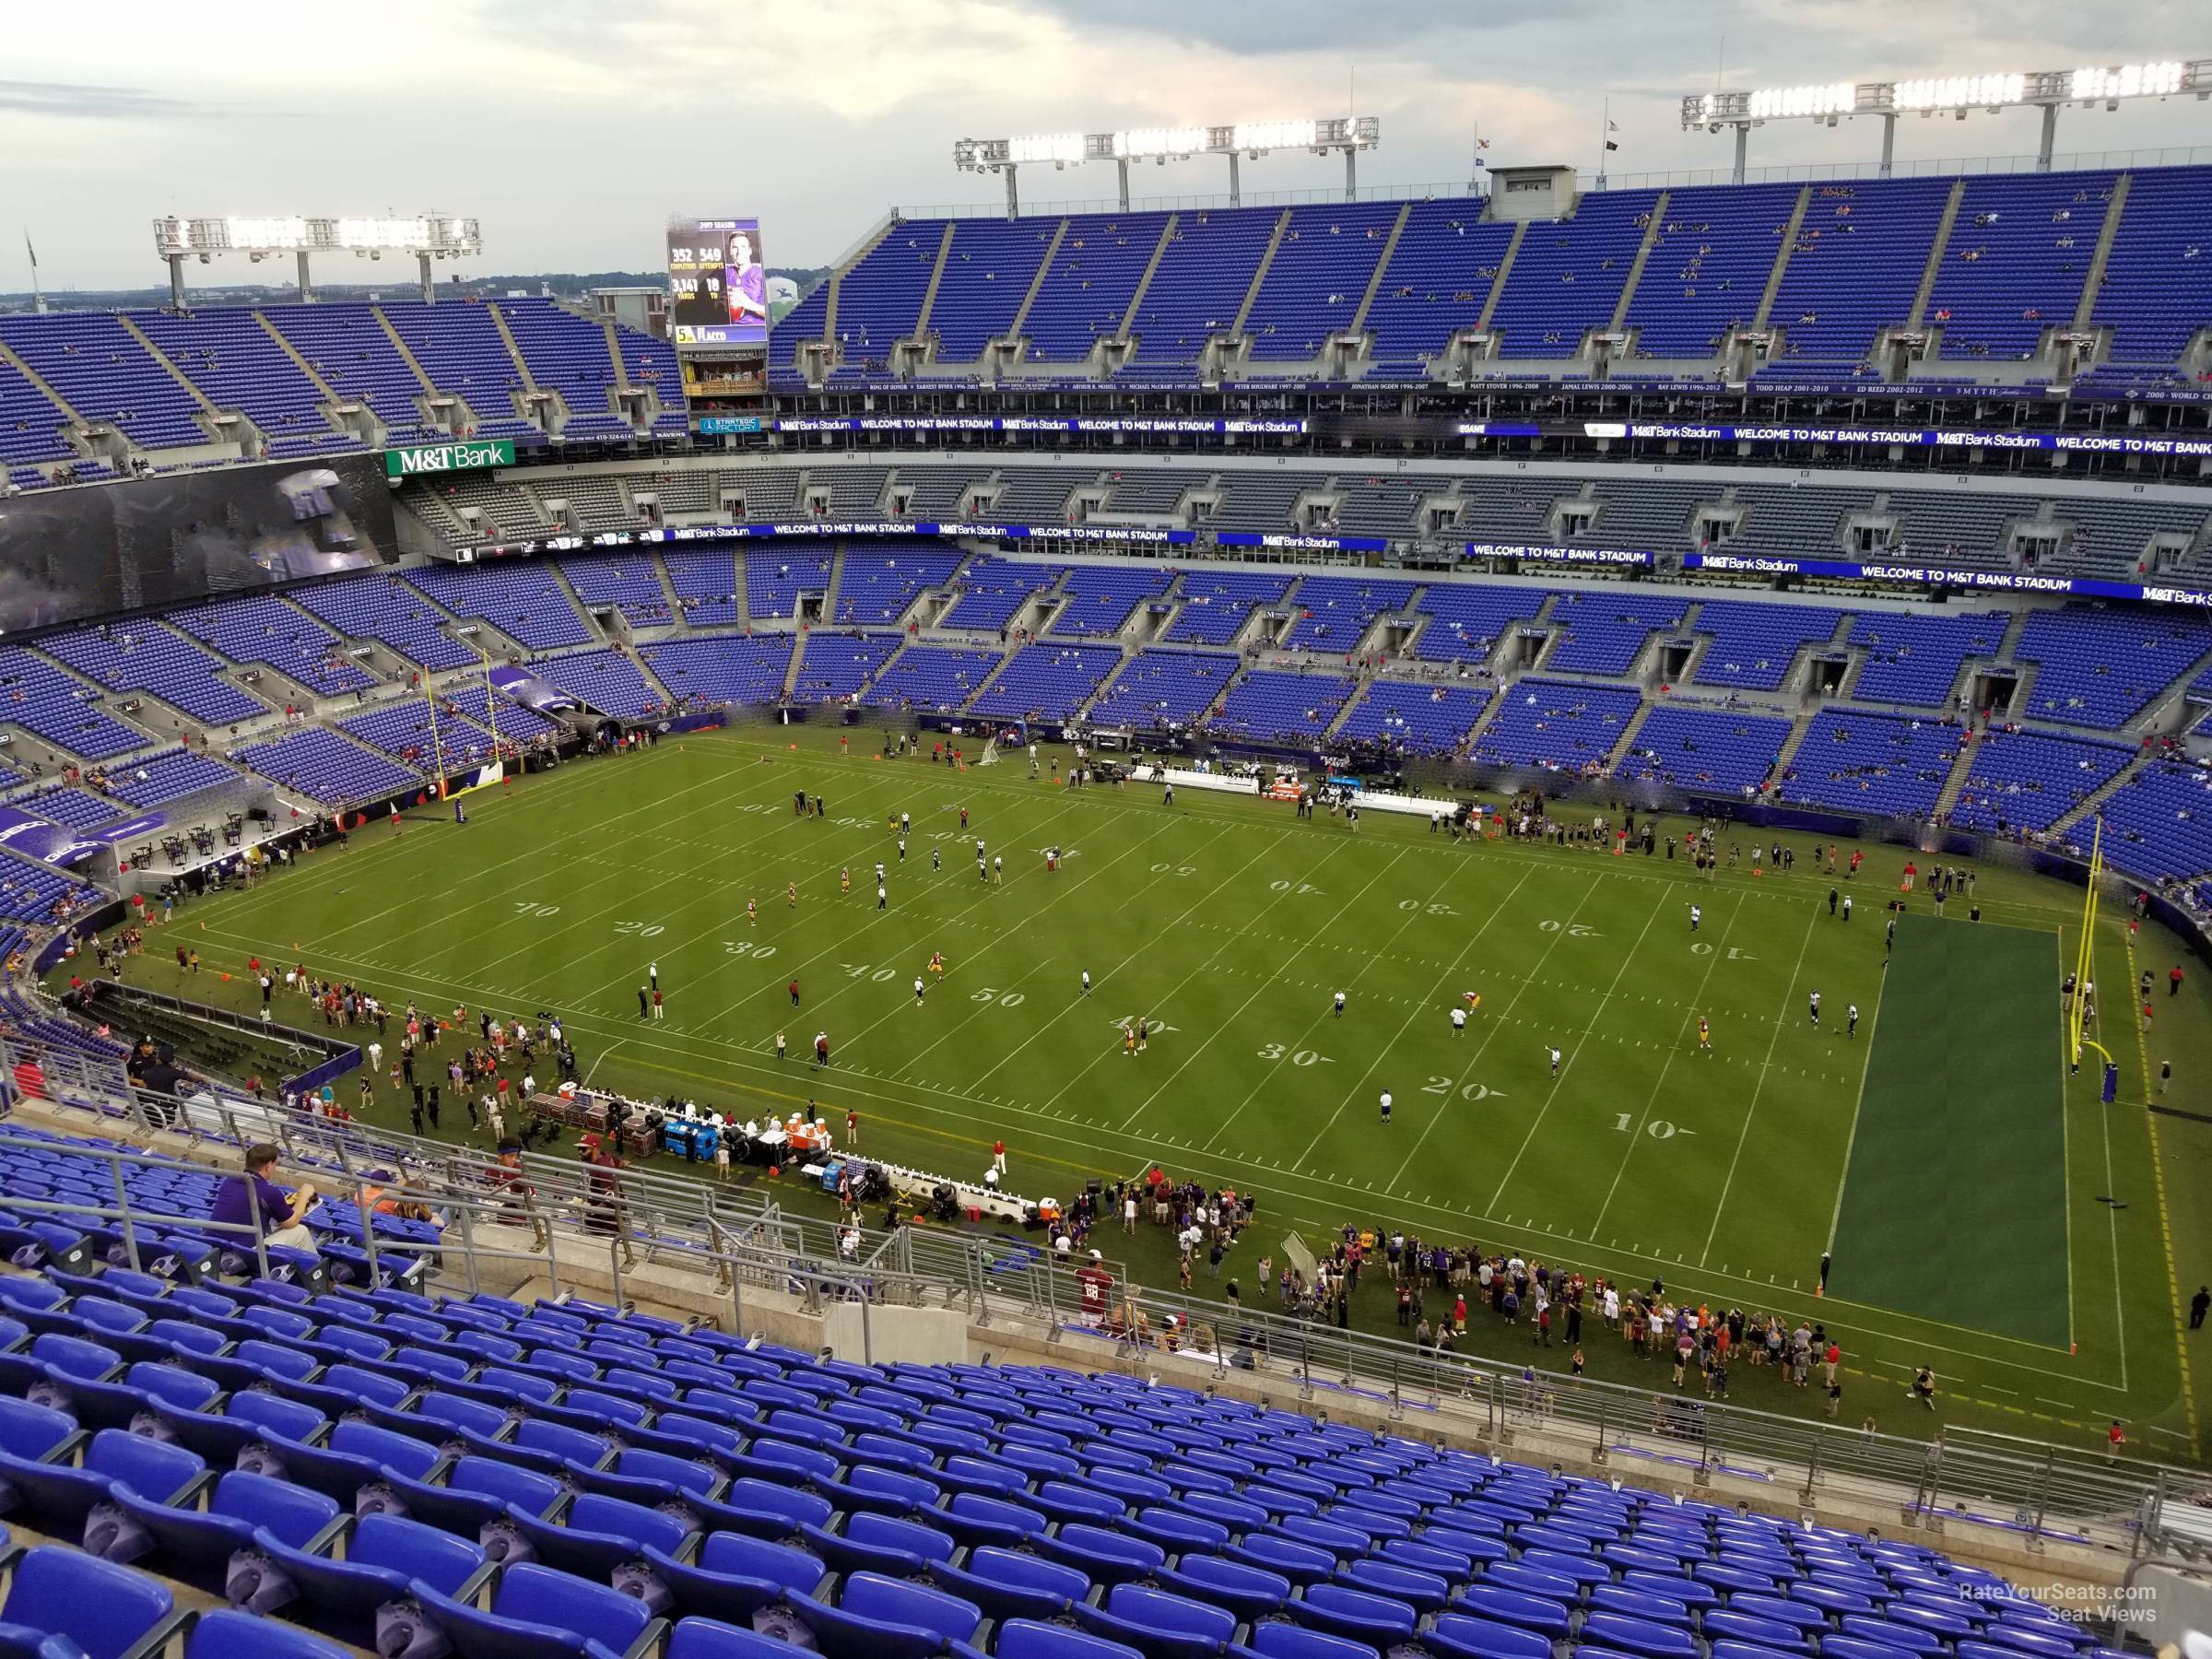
212, 1142, 318, 1253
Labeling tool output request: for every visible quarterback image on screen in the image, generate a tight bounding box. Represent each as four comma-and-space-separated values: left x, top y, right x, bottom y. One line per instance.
724, 229, 768, 329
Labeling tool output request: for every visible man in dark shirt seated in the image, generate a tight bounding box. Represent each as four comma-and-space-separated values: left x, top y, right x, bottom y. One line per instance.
211, 1143, 318, 1253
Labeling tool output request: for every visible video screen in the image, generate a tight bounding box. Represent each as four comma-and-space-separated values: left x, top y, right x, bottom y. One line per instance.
0, 452, 396, 635
668, 218, 770, 347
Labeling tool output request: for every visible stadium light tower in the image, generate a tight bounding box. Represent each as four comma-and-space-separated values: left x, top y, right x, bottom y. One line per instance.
953, 117, 1380, 215
1681, 60, 2211, 181
149, 216, 484, 307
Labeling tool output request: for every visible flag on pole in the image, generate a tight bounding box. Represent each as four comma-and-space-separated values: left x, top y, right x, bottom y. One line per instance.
1607, 119, 1619, 131
21, 232, 33, 269
1477, 136, 1491, 149
1606, 139, 1619, 151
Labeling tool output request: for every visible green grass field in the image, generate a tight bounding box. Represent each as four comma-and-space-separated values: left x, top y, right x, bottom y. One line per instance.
77, 726, 2212, 1463
1829, 916, 2069, 1347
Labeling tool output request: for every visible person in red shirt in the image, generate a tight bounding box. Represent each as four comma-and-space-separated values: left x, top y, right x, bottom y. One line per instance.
2108, 1420, 2126, 1460
2172, 965, 2185, 997
1848, 850, 1863, 877
992, 1138, 1006, 1175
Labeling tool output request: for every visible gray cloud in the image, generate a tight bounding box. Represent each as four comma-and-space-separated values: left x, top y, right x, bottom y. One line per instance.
1014, 0, 1603, 53
6, 0, 2208, 288
0, 79, 209, 120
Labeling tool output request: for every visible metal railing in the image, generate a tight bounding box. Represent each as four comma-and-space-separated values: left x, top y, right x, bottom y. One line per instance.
13, 1047, 1099, 1326
6, 1018, 2207, 1558
887, 147, 2212, 225
1018, 1266, 2191, 1558
1576, 147, 2212, 193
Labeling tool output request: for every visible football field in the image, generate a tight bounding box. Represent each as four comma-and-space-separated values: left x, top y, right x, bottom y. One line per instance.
104, 726, 2212, 1460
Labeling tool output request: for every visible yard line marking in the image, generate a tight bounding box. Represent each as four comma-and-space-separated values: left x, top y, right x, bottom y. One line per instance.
784, 749, 2085, 922
168, 778, 2105, 1389
2097, 1041, 2130, 1397
506, 771, 918, 999
1050, 841, 1370, 1131
1382, 873, 1606, 1195
1290, 865, 1534, 1171
335, 743, 782, 960
2124, 922, 2200, 1457
825, 809, 1190, 1065
1590, 892, 1747, 1239
1700, 905, 1821, 1267
1823, 965, 1886, 1258
1120, 843, 1400, 1135
688, 794, 1093, 1033
583, 1041, 623, 1088
185, 912, 2116, 1382
947, 821, 1259, 1094
216, 749, 618, 923
1487, 883, 1670, 1212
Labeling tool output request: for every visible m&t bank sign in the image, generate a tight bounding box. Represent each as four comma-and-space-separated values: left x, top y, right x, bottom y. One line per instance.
384, 438, 517, 478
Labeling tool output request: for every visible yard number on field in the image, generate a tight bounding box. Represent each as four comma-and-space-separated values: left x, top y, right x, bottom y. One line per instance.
1539, 920, 1600, 937
614, 921, 665, 938
1258, 1042, 1334, 1066
1424, 1077, 1503, 1100
1269, 880, 1324, 896
970, 986, 1027, 1006
722, 940, 777, 959
513, 901, 560, 917
1614, 1114, 1691, 1139
1107, 1017, 1178, 1036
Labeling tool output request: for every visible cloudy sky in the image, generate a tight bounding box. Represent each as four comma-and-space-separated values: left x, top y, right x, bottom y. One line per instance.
6, 0, 2204, 288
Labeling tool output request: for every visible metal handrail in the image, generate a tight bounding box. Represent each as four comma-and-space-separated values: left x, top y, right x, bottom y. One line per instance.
6, 1005, 2206, 1553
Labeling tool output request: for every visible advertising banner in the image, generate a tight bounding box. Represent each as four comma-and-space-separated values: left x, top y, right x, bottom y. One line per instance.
1579, 418, 2212, 457
384, 438, 516, 478
775, 415, 1310, 437
0, 806, 99, 867
1682, 550, 2212, 606
755, 403, 2212, 458
1465, 543, 1653, 567
85, 815, 166, 844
